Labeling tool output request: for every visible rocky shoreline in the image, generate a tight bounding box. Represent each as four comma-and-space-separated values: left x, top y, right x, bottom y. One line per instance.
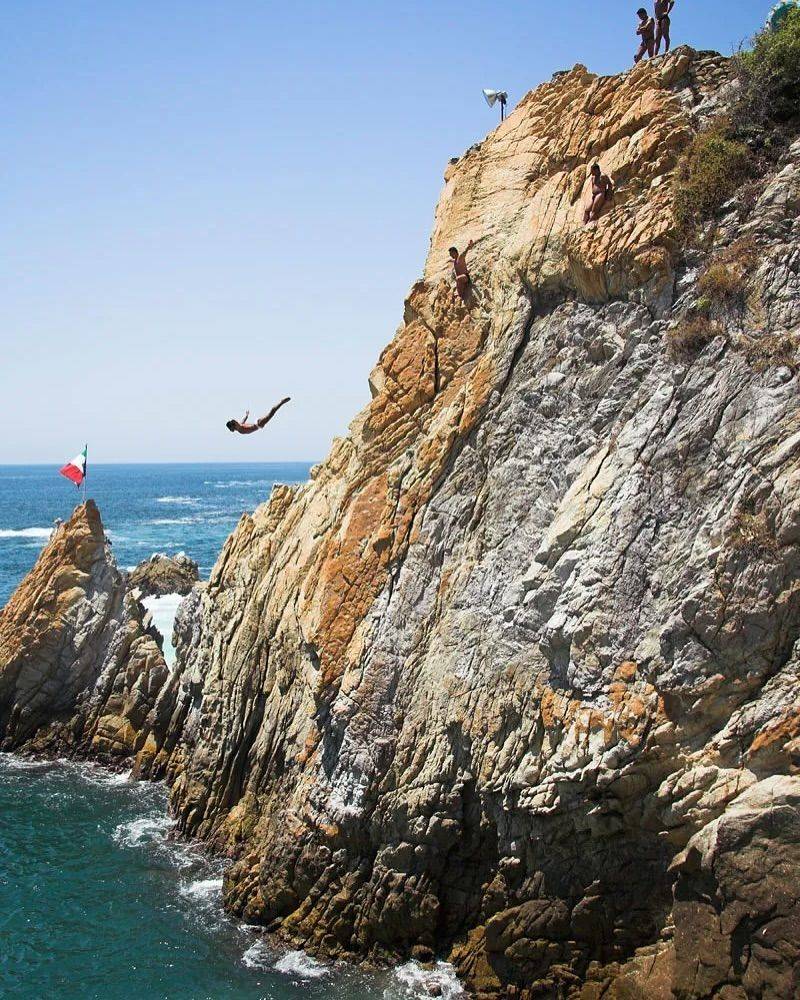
2, 47, 800, 998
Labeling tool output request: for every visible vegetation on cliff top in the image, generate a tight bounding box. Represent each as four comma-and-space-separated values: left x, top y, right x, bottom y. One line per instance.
734, 7, 800, 130
674, 11, 800, 232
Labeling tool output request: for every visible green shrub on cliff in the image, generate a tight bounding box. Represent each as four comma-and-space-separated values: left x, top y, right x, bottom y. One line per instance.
697, 237, 758, 307
734, 8, 800, 129
673, 13, 799, 234
665, 316, 721, 358
673, 122, 752, 232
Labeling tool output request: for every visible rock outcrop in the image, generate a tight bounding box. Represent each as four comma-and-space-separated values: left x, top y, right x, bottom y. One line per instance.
127, 552, 199, 598
2, 49, 800, 998
0, 502, 173, 761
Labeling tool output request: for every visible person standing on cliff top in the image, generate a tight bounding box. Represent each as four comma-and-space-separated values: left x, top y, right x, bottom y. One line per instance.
654, 0, 675, 54
634, 7, 656, 62
226, 397, 291, 435
450, 241, 475, 301
584, 164, 614, 224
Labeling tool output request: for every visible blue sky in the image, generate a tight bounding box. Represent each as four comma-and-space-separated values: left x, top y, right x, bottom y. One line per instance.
1, 1, 767, 463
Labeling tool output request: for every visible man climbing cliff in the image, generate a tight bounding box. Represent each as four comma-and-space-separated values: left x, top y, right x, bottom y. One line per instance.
584, 163, 614, 223
226, 398, 291, 435
450, 240, 476, 300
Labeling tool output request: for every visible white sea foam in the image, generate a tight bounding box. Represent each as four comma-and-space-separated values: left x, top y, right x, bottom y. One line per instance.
0, 754, 135, 789
391, 961, 465, 998
179, 877, 224, 902
208, 480, 274, 489
0, 752, 50, 772
113, 813, 175, 848
0, 527, 52, 539
101, 768, 133, 786
274, 950, 329, 980
242, 942, 329, 979
68, 761, 133, 788
142, 593, 182, 669
148, 517, 195, 526
176, 873, 231, 934
241, 939, 272, 970
155, 496, 199, 505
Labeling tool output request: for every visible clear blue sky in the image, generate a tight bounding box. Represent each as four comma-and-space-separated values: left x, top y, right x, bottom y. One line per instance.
1, 1, 767, 463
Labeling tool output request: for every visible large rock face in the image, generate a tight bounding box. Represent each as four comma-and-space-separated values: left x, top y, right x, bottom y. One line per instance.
2, 49, 800, 998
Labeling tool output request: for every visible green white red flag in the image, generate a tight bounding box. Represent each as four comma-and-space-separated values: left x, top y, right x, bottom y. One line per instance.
60, 445, 87, 487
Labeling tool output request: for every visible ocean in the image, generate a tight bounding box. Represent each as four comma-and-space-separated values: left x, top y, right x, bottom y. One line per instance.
0, 464, 463, 1000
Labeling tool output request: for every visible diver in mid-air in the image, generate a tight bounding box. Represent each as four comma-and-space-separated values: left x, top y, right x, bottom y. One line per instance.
226, 398, 291, 435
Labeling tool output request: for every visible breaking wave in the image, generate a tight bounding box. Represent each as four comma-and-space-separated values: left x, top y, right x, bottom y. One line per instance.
0, 527, 52, 539
206, 480, 275, 489
242, 940, 329, 979
274, 950, 330, 980
391, 961, 465, 998
113, 813, 176, 848
179, 877, 224, 902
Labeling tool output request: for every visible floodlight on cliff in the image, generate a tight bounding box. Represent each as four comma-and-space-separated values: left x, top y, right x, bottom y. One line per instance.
483, 89, 508, 122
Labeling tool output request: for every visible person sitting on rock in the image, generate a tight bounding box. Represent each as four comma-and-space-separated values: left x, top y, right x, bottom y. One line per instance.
226, 398, 291, 435
584, 164, 614, 224
634, 7, 656, 62
654, 0, 675, 54
450, 240, 476, 301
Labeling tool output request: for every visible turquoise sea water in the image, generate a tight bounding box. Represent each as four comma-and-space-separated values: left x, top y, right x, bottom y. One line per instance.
0, 465, 461, 1000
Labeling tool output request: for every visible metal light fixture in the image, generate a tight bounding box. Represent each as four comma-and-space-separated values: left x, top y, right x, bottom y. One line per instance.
483, 89, 508, 122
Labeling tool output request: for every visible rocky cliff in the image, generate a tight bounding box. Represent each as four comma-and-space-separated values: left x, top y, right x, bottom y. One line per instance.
0, 502, 174, 760
3, 48, 800, 998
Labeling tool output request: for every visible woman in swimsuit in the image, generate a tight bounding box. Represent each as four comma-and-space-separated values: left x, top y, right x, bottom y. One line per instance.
634, 7, 656, 63
584, 164, 614, 224
654, 0, 675, 54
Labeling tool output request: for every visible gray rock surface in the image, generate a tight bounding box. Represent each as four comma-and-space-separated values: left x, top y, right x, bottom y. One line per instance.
127, 552, 199, 598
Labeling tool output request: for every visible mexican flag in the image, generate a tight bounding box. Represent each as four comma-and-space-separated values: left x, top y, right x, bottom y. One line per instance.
60, 445, 87, 487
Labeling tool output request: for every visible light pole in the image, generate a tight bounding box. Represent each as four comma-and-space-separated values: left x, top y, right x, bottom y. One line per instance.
483, 89, 508, 123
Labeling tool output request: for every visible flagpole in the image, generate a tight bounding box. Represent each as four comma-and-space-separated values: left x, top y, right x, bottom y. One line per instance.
83, 444, 87, 504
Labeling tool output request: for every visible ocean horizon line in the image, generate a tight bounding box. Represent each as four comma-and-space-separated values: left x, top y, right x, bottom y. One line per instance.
0, 460, 319, 469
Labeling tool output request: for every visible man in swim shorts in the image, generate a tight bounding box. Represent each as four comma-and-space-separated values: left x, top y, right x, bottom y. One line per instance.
634, 7, 656, 62
584, 163, 614, 224
450, 240, 476, 301
654, 0, 675, 54
226, 397, 291, 435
